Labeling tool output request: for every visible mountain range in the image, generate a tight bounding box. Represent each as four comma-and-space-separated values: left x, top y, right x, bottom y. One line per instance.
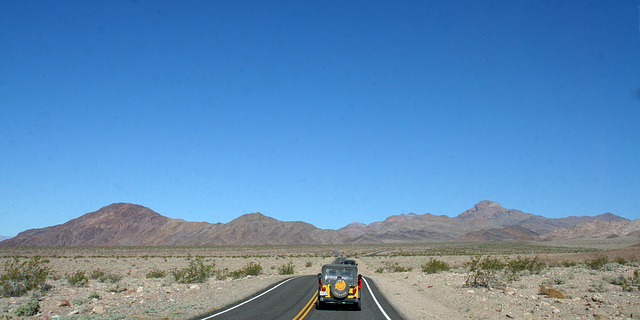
0, 200, 636, 246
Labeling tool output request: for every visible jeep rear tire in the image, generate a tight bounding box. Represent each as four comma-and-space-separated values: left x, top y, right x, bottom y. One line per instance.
331, 279, 349, 299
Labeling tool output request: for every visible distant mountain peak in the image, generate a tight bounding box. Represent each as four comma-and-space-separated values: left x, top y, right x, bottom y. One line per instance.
457, 200, 506, 220
228, 212, 277, 225
596, 212, 629, 221
343, 222, 368, 228
455, 200, 540, 231
383, 212, 423, 223
81, 203, 165, 224
478, 200, 501, 207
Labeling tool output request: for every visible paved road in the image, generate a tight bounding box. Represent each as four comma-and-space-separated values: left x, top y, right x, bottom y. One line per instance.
195, 275, 404, 320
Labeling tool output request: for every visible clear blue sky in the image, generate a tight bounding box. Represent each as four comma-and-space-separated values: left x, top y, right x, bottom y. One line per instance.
1, 1, 639, 236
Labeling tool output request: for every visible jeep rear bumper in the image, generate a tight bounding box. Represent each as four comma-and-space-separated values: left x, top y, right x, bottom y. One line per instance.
318, 297, 360, 305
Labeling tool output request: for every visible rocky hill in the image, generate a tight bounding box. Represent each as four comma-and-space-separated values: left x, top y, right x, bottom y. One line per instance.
0, 203, 349, 246
458, 225, 540, 241
0, 201, 633, 246
541, 219, 640, 240
337, 200, 631, 242
338, 212, 461, 241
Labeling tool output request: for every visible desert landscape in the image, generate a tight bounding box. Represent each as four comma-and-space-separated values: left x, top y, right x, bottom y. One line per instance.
1, 202, 639, 319
1, 239, 639, 319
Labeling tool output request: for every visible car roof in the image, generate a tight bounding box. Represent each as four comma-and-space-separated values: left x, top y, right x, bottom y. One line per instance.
322, 264, 358, 269
332, 257, 357, 264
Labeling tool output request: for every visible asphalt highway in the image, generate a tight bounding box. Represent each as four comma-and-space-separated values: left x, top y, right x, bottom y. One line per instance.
195, 275, 404, 320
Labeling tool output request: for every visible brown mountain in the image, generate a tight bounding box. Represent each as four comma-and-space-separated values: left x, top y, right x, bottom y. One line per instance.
459, 225, 540, 241
1, 201, 631, 246
453, 200, 629, 235
456, 200, 534, 222
0, 203, 349, 246
203, 212, 351, 245
338, 200, 630, 242
338, 212, 460, 242
541, 219, 640, 240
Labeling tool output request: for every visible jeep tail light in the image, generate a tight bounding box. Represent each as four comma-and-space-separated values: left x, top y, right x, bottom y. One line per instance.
321, 287, 326, 292
358, 275, 362, 289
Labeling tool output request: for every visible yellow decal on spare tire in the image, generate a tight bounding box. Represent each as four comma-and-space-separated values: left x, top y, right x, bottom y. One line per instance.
331, 279, 349, 298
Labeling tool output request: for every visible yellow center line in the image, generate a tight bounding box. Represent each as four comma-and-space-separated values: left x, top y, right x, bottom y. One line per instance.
292, 292, 317, 320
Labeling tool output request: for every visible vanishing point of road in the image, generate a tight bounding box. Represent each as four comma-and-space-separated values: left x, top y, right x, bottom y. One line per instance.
194, 275, 404, 320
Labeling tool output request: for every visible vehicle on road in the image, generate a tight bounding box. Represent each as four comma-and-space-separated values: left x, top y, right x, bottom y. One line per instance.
332, 257, 358, 265
317, 263, 362, 310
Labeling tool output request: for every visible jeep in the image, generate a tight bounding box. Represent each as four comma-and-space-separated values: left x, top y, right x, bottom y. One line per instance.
316, 263, 362, 310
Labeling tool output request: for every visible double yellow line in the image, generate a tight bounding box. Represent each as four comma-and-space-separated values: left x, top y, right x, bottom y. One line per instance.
292, 293, 317, 320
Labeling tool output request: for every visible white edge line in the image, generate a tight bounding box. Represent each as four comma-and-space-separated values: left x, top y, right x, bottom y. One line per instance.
363, 277, 392, 320
200, 277, 297, 319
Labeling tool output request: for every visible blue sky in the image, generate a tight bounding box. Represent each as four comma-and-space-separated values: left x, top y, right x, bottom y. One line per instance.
1, 1, 639, 236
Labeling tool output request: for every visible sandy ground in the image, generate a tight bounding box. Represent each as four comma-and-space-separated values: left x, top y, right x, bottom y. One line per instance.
0, 241, 638, 319
365, 257, 640, 320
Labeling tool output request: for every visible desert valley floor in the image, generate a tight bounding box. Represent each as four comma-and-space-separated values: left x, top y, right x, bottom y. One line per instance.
1, 239, 639, 319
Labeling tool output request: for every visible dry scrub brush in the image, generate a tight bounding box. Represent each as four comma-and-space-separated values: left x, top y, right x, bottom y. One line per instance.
421, 258, 450, 274
464, 255, 547, 289
0, 256, 53, 297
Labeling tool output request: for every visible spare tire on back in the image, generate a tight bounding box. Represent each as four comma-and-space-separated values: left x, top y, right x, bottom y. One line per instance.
331, 279, 349, 299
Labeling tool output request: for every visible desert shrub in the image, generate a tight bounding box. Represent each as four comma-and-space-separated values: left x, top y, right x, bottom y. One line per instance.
629, 269, 640, 291
614, 257, 629, 265
89, 269, 123, 283
605, 274, 626, 285
545, 271, 575, 285
215, 268, 230, 280
306, 262, 313, 268
606, 269, 640, 291
66, 270, 89, 287
602, 262, 622, 272
89, 269, 106, 280
88, 291, 101, 300
227, 269, 246, 279
507, 256, 546, 274
464, 255, 507, 288
107, 283, 127, 293
560, 260, 577, 267
539, 285, 566, 299
422, 258, 450, 274
171, 257, 216, 284
588, 278, 609, 293
100, 272, 123, 283
13, 299, 39, 317
219, 262, 264, 280
382, 261, 412, 273
146, 268, 167, 279
278, 262, 295, 275
374, 267, 384, 273
0, 256, 53, 297
586, 255, 609, 270
242, 262, 263, 276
